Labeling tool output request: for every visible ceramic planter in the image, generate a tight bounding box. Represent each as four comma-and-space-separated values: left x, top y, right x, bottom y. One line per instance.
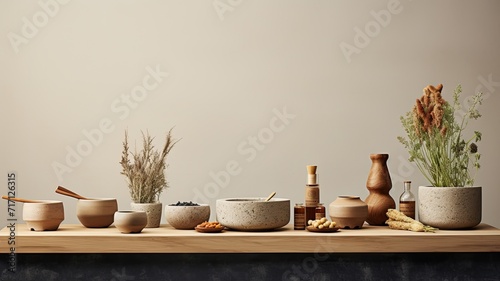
114, 211, 148, 233
418, 186, 482, 229
130, 202, 162, 228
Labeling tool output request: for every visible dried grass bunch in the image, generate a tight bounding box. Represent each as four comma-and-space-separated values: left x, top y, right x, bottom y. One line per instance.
398, 84, 483, 187
120, 128, 180, 203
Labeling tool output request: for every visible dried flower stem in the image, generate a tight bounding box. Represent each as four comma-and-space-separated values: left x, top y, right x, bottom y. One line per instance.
398, 84, 482, 187
120, 128, 180, 203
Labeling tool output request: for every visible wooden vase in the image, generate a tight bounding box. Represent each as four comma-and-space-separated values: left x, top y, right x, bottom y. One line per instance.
365, 154, 395, 225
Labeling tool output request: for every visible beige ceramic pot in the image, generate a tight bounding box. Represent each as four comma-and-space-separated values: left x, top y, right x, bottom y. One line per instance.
165, 204, 210, 229
114, 210, 148, 233
418, 186, 481, 229
23, 200, 64, 231
130, 202, 163, 228
76, 198, 118, 228
216, 198, 290, 231
329, 196, 368, 229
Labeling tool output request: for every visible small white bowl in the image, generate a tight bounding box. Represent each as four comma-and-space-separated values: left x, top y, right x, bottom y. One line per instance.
165, 204, 210, 229
114, 210, 147, 233
23, 200, 64, 231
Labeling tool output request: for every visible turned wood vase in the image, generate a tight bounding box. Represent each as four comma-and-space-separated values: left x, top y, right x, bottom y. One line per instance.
364, 153, 395, 225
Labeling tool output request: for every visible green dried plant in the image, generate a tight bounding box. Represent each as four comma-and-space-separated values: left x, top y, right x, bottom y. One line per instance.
120, 128, 180, 203
397, 84, 483, 187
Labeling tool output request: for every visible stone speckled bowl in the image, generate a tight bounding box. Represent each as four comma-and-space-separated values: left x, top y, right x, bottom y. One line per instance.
216, 198, 290, 231
165, 204, 210, 229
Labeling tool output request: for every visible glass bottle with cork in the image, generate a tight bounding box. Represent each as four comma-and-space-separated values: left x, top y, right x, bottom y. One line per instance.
399, 180, 416, 219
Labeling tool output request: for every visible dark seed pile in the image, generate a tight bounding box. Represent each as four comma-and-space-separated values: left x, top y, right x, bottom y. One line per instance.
170, 201, 199, 206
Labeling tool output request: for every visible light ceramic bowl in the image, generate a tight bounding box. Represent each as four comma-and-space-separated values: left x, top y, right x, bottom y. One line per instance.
216, 198, 290, 231
23, 200, 64, 231
76, 198, 118, 228
114, 210, 148, 233
165, 204, 210, 229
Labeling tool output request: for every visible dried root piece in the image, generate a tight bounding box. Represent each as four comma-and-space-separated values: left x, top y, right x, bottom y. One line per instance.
385, 209, 437, 232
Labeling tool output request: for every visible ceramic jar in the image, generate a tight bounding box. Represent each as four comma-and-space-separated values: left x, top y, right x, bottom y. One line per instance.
329, 196, 368, 229
418, 186, 482, 229
77, 198, 118, 228
365, 153, 395, 225
165, 204, 210, 229
23, 200, 65, 231
114, 211, 148, 233
131, 202, 163, 228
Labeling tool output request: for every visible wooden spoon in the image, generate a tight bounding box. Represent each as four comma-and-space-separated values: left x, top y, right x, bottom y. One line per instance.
1, 195, 42, 203
264, 192, 276, 202
55, 186, 89, 200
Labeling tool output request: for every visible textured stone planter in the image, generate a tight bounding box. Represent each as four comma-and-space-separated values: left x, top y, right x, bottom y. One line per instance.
418, 186, 481, 230
130, 202, 162, 228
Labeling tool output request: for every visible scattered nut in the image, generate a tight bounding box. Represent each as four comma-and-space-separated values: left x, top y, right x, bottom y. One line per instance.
197, 221, 223, 229
308, 217, 336, 229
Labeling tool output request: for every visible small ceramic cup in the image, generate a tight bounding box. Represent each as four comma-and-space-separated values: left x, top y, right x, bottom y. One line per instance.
23, 200, 65, 231
114, 210, 148, 233
76, 198, 118, 228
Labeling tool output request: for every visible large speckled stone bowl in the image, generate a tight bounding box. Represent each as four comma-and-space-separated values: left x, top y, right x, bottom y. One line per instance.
418, 186, 481, 229
165, 204, 210, 229
23, 200, 64, 231
216, 198, 290, 231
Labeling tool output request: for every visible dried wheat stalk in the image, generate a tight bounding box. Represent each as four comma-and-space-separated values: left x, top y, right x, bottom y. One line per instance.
120, 128, 180, 203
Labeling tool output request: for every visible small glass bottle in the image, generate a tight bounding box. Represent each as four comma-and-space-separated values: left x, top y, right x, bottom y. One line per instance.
315, 203, 325, 220
294, 203, 306, 230
399, 180, 416, 219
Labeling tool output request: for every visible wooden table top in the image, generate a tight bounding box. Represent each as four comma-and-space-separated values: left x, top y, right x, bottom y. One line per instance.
1, 223, 499, 253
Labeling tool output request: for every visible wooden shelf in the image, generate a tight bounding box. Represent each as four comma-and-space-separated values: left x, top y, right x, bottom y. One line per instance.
1, 223, 499, 253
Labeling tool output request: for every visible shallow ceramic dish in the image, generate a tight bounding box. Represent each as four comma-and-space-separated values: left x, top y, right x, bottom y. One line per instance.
77, 198, 118, 228
165, 204, 210, 230
216, 198, 290, 231
195, 226, 225, 233
23, 200, 64, 231
306, 226, 340, 233
114, 210, 147, 234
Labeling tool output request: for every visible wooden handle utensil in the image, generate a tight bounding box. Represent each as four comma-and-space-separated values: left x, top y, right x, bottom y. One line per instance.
55, 186, 89, 200
1, 195, 42, 203
264, 192, 276, 202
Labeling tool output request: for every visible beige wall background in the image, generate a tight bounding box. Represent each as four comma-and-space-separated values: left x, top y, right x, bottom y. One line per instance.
1, 0, 499, 228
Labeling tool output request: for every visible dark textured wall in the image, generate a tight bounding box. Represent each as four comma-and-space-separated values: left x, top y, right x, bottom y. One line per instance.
1, 253, 499, 281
